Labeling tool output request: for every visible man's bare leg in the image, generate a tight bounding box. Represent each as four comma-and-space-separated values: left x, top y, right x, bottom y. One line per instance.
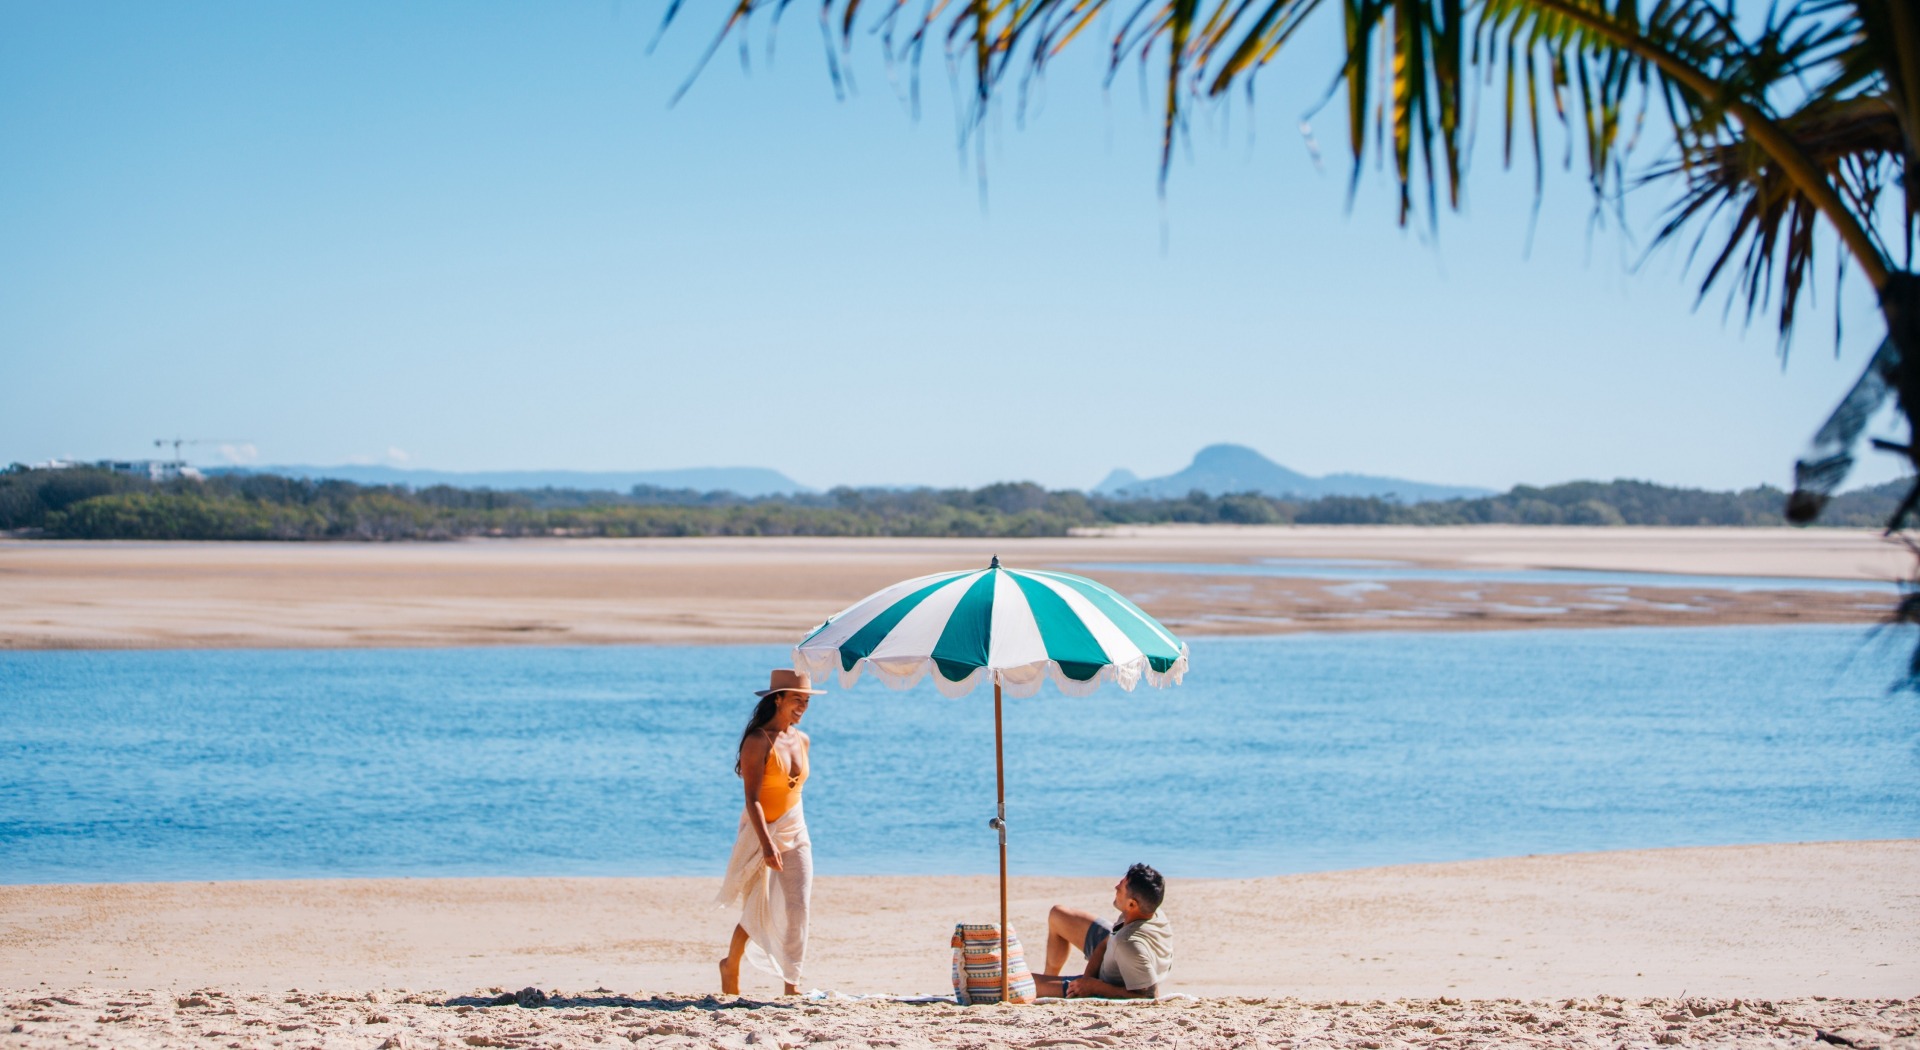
1045, 905, 1097, 975
719, 925, 750, 995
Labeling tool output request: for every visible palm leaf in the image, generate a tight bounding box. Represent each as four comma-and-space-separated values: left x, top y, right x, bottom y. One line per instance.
1650, 90, 1909, 343
658, 0, 1910, 360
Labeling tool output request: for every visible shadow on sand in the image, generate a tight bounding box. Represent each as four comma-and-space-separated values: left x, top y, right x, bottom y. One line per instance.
441, 988, 795, 1012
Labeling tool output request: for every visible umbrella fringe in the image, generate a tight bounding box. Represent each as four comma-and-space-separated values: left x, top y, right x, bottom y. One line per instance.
792, 646, 1190, 700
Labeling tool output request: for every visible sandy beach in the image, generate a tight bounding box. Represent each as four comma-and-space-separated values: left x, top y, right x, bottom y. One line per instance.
4, 841, 1915, 1047
1, 526, 1909, 649
5, 988, 1915, 1050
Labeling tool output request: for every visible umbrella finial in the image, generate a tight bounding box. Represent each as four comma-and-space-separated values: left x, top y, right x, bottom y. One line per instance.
990, 554, 1001, 569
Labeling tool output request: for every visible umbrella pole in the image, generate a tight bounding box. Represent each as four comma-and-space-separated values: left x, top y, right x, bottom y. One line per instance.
994, 676, 1009, 1004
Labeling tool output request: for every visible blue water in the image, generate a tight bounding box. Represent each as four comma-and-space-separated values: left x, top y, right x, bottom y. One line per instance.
1068, 559, 1896, 593
2, 625, 1916, 884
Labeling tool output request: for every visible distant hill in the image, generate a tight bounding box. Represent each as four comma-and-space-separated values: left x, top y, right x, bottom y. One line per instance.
208, 464, 814, 498
1095, 444, 1494, 503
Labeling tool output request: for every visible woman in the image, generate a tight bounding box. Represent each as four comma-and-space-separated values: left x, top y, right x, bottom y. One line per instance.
716, 668, 823, 996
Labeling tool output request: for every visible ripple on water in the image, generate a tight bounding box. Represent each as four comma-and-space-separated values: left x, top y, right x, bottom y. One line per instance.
1, 625, 1916, 883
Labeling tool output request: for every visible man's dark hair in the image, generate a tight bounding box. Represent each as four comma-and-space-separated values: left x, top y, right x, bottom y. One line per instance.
1124, 862, 1164, 911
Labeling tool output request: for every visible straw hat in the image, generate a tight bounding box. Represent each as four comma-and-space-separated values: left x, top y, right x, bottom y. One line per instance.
755, 668, 826, 698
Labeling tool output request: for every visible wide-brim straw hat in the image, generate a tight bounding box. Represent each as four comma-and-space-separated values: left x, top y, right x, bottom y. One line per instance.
755, 668, 826, 698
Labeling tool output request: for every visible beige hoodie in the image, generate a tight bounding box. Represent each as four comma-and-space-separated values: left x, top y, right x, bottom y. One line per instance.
1098, 910, 1173, 992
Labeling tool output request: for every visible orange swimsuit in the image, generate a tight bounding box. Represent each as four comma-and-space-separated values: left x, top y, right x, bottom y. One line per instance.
757, 735, 809, 824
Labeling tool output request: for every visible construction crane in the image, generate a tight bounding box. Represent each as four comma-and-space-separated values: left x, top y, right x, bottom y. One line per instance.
153, 438, 251, 467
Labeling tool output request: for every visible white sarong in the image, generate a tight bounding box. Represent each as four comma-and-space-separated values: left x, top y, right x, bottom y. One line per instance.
716, 804, 812, 983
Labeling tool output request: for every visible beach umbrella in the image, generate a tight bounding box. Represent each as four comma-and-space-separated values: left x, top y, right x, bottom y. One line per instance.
793, 556, 1188, 1001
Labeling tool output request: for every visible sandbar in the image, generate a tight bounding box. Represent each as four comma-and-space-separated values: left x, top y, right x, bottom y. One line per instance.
1, 526, 1909, 649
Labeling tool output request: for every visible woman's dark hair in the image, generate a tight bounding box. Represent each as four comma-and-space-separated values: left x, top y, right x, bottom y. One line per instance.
1124, 862, 1165, 911
734, 693, 782, 776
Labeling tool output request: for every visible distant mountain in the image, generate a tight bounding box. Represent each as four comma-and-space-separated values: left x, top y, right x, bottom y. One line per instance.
1095, 444, 1494, 503
211, 464, 813, 498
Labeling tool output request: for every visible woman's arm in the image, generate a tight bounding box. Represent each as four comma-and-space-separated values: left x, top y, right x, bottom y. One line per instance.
738, 733, 783, 871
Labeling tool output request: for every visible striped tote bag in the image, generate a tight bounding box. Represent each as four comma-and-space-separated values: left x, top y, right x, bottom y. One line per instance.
950, 923, 1038, 1005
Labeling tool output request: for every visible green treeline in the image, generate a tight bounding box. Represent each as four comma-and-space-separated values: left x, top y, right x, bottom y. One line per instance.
0, 465, 1905, 541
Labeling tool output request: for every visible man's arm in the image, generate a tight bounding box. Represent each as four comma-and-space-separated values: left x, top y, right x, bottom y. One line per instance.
1064, 940, 1156, 1000
1063, 975, 1155, 1000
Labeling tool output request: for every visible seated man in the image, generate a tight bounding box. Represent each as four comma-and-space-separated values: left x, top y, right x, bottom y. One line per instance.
1033, 862, 1171, 999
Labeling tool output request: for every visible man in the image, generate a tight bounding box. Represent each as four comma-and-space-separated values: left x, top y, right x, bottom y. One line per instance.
1033, 862, 1171, 999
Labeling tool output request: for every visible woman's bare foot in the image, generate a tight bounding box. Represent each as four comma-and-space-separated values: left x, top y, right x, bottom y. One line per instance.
782, 982, 799, 997
720, 925, 750, 996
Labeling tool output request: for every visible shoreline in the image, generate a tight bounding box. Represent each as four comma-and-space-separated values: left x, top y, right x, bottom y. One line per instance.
2, 526, 1909, 650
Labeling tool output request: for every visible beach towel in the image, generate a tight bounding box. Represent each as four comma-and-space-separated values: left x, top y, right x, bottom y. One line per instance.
716, 804, 812, 983
950, 922, 1037, 1005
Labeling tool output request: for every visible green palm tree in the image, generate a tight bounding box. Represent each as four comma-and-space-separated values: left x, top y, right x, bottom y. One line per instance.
671, 0, 1915, 521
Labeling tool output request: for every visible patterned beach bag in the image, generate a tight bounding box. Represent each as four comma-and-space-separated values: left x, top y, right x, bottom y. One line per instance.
950, 922, 1038, 1005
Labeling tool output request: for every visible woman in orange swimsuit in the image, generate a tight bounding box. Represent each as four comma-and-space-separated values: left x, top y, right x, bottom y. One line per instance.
717, 668, 822, 996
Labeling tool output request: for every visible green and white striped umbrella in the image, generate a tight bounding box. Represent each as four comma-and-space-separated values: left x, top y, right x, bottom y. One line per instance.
792, 557, 1186, 1002
793, 556, 1188, 699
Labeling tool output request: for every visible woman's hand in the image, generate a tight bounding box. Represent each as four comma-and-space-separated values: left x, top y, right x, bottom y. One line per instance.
762, 848, 785, 872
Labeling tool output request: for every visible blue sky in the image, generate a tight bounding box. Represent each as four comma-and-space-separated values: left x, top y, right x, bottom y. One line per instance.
0, 1, 1903, 493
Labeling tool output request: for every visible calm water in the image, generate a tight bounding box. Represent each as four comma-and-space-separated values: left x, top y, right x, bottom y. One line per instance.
2, 625, 1916, 884
1068, 559, 1896, 592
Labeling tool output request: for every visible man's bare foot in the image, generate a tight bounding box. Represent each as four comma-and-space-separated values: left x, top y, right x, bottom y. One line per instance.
719, 957, 741, 996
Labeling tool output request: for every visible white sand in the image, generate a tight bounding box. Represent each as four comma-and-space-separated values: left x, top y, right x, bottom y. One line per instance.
5, 988, 1915, 1050
3, 842, 1912, 998
3, 842, 1915, 1048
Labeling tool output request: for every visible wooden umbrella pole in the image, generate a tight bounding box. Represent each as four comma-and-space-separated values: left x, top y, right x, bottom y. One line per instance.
994, 676, 1009, 1004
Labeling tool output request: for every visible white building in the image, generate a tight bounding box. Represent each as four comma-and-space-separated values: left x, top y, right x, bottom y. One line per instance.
28, 458, 204, 481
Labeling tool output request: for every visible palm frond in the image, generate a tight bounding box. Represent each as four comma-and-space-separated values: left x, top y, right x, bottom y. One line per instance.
1649, 90, 1907, 344
659, 0, 1910, 352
